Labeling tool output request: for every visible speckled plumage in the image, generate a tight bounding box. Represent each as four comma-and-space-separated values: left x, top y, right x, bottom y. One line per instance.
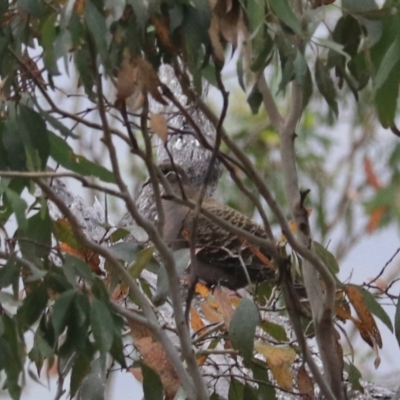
161, 167, 275, 289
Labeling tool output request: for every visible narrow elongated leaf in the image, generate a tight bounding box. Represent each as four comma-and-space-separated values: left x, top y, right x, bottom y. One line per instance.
269, 0, 301, 35
63, 255, 94, 287
357, 286, 393, 332
19, 210, 52, 260
395, 290, 400, 349
18, 105, 50, 170
153, 249, 190, 305
374, 63, 400, 128
247, 85, 263, 114
51, 289, 76, 337
315, 58, 339, 117
374, 30, 400, 92
70, 354, 91, 398
2, 119, 26, 170
142, 364, 164, 400
41, 13, 59, 75
90, 298, 114, 355
84, 1, 110, 70
108, 242, 141, 264
260, 320, 288, 342
229, 298, 259, 361
128, 247, 156, 279
228, 378, 244, 400
5, 189, 27, 231
314, 241, 339, 274
17, 284, 48, 330
49, 132, 115, 183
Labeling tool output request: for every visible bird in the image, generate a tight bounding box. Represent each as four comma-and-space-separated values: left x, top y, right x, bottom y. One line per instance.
159, 164, 275, 290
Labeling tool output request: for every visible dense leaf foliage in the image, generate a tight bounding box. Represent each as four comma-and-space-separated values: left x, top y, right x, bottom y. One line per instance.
0, 0, 400, 399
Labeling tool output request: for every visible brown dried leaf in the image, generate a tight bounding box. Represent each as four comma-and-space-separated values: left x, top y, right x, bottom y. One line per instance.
254, 342, 296, 391
364, 157, 382, 190
116, 54, 139, 101
130, 367, 143, 382
214, 286, 234, 329
128, 321, 180, 398
297, 365, 314, 399
195, 282, 212, 298
345, 284, 382, 348
201, 301, 223, 324
151, 15, 176, 53
209, 0, 248, 64
150, 113, 168, 142
367, 206, 387, 233
190, 307, 205, 332
110, 283, 129, 301
116, 54, 167, 107
0, 76, 8, 101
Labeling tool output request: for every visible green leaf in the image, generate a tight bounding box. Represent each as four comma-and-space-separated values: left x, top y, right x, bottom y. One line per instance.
41, 13, 59, 75
374, 29, 400, 92
19, 209, 52, 261
229, 298, 259, 361
90, 298, 114, 355
269, 0, 301, 35
70, 353, 91, 398
313, 241, 339, 274
294, 50, 308, 84
244, 384, 259, 400
142, 364, 164, 400
0, 257, 20, 290
5, 189, 27, 231
128, 247, 156, 279
2, 119, 26, 170
18, 105, 50, 170
75, 43, 96, 100
85, 0, 110, 71
260, 320, 288, 342
17, 0, 42, 17
108, 242, 142, 263
247, 85, 263, 115
344, 362, 364, 393
49, 132, 115, 183
63, 255, 94, 287
315, 58, 338, 117
395, 290, 400, 349
2, 314, 24, 400
302, 64, 313, 110
182, 0, 211, 65
51, 289, 76, 338
17, 284, 48, 330
247, 0, 265, 57
28, 331, 54, 375
153, 249, 190, 306
40, 110, 78, 138
355, 286, 393, 332
278, 56, 294, 93
127, 0, 149, 31
228, 378, 245, 400
374, 61, 400, 128
249, 360, 276, 400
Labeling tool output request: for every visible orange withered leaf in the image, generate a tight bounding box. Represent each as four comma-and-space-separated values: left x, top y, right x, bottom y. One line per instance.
214, 286, 235, 329
344, 284, 382, 348
129, 321, 180, 399
297, 364, 314, 399
367, 206, 387, 233
364, 157, 382, 190
190, 307, 205, 332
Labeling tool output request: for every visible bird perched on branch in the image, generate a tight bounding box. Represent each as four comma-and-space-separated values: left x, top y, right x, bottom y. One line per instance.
159, 164, 275, 290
